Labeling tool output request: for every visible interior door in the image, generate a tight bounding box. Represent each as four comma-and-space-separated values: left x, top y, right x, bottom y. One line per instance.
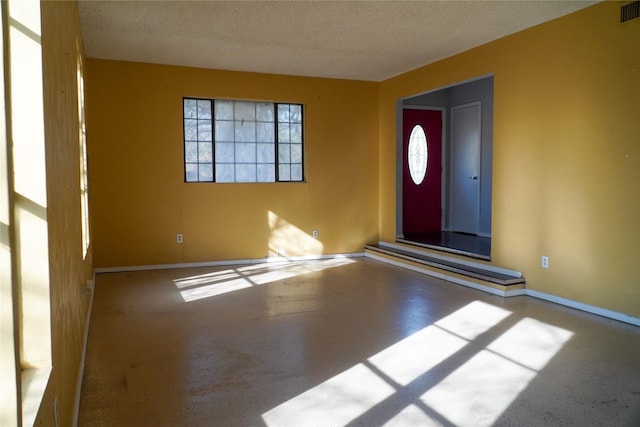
402, 108, 442, 235
450, 102, 481, 234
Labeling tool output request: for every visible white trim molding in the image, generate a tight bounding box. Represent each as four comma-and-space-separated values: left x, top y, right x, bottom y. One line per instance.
73, 272, 96, 427
525, 289, 640, 327
367, 247, 638, 327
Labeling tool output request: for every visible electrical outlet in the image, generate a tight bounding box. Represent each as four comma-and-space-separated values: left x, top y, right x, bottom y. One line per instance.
312, 229, 318, 239
177, 233, 183, 244
82, 279, 94, 295
541, 256, 549, 269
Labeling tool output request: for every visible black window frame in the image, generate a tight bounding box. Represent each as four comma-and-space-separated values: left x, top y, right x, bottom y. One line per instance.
183, 97, 305, 183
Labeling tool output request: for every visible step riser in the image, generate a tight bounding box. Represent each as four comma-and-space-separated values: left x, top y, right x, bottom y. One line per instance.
370, 246, 522, 285
365, 250, 525, 298
381, 241, 522, 278
396, 238, 490, 261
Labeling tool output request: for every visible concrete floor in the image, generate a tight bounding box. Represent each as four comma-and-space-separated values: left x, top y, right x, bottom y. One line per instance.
79, 258, 640, 426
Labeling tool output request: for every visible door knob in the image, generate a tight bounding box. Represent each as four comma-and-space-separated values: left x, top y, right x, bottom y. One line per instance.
470, 176, 478, 180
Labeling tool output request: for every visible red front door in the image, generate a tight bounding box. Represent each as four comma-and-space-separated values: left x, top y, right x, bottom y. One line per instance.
402, 109, 442, 235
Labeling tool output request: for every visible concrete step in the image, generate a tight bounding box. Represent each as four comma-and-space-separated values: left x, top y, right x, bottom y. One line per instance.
364, 241, 525, 297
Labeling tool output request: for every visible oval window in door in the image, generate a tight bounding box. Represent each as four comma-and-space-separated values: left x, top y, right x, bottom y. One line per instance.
408, 125, 428, 185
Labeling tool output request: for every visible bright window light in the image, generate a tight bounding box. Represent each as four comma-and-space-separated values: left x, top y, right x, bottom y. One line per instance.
183, 98, 304, 183
382, 404, 439, 426
268, 211, 323, 257
368, 325, 467, 386
434, 300, 511, 340
77, 57, 90, 258
262, 363, 396, 426
263, 299, 573, 426
420, 349, 537, 426
487, 317, 573, 371
175, 258, 354, 302
178, 277, 253, 302
407, 124, 428, 185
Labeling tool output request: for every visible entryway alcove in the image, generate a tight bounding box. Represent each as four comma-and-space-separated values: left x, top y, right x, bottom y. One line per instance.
396, 75, 494, 260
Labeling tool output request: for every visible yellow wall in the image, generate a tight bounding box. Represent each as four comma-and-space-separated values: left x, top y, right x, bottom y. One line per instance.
87, 2, 638, 318
37, 1, 93, 425
380, 2, 640, 317
86, 60, 379, 267
7, 1, 634, 425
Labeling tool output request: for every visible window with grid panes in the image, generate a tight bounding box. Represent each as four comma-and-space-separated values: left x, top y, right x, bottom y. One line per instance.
183, 98, 304, 183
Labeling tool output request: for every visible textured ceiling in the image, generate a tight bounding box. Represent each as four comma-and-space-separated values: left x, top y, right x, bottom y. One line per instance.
78, 0, 598, 82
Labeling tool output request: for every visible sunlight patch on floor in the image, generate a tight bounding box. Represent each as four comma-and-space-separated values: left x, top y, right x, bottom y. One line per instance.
487, 317, 573, 371
369, 301, 511, 387
420, 349, 536, 426
382, 404, 441, 426
434, 300, 511, 340
262, 299, 574, 426
175, 258, 355, 302
368, 324, 467, 386
261, 363, 396, 426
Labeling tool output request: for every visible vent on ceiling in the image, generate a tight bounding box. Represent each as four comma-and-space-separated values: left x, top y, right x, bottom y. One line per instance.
620, 1, 640, 23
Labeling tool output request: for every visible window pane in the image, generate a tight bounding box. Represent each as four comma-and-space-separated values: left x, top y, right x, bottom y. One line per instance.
198, 120, 212, 141
198, 142, 212, 162
214, 100, 234, 120
199, 164, 213, 181
257, 122, 275, 142
257, 143, 275, 163
290, 124, 302, 143
185, 163, 198, 182
236, 164, 257, 182
291, 164, 303, 181
291, 144, 302, 163
215, 121, 234, 142
216, 164, 235, 182
256, 103, 274, 122
235, 121, 256, 143
197, 100, 212, 119
184, 119, 198, 141
279, 164, 290, 181
184, 99, 197, 119
277, 104, 290, 122
236, 143, 256, 163
186, 99, 303, 184
290, 105, 302, 123
278, 123, 290, 142
257, 164, 275, 182
185, 141, 198, 162
235, 101, 256, 121
216, 143, 234, 162
278, 143, 290, 163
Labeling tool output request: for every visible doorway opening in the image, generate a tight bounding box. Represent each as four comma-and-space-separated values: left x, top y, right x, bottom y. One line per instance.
396, 75, 493, 260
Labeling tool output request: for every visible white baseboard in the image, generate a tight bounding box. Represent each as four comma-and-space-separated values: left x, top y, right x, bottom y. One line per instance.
94, 252, 365, 274
525, 289, 640, 327
366, 251, 639, 327
73, 271, 96, 427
